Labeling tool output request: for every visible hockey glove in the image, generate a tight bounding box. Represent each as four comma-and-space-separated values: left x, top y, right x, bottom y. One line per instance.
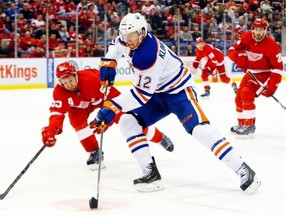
89, 119, 109, 134
100, 58, 117, 86
192, 61, 199, 69
41, 126, 57, 147
261, 76, 280, 97
95, 99, 122, 126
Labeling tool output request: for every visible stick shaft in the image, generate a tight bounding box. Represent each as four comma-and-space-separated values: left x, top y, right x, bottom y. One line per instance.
0, 145, 46, 200
248, 71, 286, 110
96, 83, 109, 202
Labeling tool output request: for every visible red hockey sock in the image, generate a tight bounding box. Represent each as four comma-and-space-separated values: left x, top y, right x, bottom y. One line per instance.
143, 127, 163, 143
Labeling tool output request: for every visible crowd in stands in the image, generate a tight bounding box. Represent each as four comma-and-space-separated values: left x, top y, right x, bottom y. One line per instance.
0, 0, 286, 58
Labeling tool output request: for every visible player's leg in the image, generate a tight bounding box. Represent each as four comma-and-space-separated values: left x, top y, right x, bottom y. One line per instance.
143, 126, 174, 152
168, 86, 261, 193
68, 107, 105, 170
217, 64, 237, 93
118, 113, 163, 192
200, 70, 211, 97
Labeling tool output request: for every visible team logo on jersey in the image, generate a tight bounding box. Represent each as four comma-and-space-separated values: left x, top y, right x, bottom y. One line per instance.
246, 51, 263, 62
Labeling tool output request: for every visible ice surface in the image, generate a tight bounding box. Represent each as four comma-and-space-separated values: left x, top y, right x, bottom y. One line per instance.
0, 82, 286, 216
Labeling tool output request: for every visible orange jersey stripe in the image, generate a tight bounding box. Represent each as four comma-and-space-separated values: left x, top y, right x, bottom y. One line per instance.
186, 87, 209, 122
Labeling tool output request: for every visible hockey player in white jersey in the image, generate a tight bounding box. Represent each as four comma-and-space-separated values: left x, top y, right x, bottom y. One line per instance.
94, 13, 261, 193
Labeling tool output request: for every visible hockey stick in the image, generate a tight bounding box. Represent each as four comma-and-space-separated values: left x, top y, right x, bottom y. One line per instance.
248, 71, 286, 110
0, 145, 46, 200
89, 82, 109, 209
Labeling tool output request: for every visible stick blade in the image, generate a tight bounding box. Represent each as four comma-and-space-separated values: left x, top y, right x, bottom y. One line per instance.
89, 197, 98, 209
0, 193, 7, 200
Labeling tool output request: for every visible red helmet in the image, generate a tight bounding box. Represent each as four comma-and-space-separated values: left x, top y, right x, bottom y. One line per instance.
196, 37, 204, 44
252, 18, 269, 29
56, 61, 76, 79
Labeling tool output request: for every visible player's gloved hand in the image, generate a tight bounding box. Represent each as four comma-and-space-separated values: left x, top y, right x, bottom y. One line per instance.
261, 78, 279, 97
192, 61, 199, 69
236, 52, 248, 72
99, 58, 117, 86
89, 119, 109, 134
41, 126, 57, 147
95, 99, 122, 126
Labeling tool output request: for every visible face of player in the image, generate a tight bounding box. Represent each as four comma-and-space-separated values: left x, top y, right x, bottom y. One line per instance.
196, 42, 205, 51
122, 31, 141, 50
59, 75, 78, 91
252, 27, 266, 42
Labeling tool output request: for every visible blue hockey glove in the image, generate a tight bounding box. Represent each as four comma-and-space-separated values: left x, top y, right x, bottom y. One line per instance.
100, 58, 117, 86
95, 99, 122, 126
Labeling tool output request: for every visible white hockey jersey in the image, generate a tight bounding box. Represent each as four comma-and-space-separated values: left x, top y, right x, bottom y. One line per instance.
105, 33, 194, 112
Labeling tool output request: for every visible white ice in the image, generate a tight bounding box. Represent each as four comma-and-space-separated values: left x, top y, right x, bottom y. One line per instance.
0, 81, 287, 216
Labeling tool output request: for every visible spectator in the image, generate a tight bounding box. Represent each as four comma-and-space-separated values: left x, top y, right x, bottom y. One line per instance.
0, 17, 10, 34
48, 33, 61, 51
19, 31, 37, 54
5, 2, 20, 20
34, 24, 46, 40
3, 16, 13, 33
185, 44, 195, 56
31, 14, 45, 29
83, 33, 95, 49
84, 45, 94, 57
191, 26, 201, 41
54, 0, 66, 15
179, 26, 193, 41
35, 34, 46, 50
59, 25, 72, 45
93, 43, 104, 57
29, 45, 45, 57
65, 0, 77, 15
49, 22, 61, 40
141, 1, 153, 16
20, 3, 35, 21
79, 9, 93, 33
15, 13, 28, 34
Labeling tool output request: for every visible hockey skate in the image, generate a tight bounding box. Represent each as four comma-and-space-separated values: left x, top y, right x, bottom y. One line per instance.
230, 125, 241, 133
201, 89, 210, 98
134, 157, 163, 192
236, 125, 256, 136
87, 149, 106, 171
232, 82, 238, 93
236, 162, 261, 194
160, 134, 174, 152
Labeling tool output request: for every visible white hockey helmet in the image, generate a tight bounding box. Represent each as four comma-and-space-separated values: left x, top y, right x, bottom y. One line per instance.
119, 13, 147, 40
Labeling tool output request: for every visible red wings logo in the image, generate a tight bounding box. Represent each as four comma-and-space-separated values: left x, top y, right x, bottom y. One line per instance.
246, 51, 263, 62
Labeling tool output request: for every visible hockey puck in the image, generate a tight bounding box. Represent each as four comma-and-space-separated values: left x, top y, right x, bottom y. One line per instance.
89, 197, 98, 209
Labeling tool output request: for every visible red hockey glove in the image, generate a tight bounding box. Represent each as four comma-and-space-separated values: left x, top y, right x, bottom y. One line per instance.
261, 77, 279, 97
89, 119, 109, 134
192, 61, 199, 69
236, 52, 248, 72
41, 126, 57, 147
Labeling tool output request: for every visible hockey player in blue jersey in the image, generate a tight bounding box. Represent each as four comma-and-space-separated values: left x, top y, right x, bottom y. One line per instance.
94, 12, 261, 193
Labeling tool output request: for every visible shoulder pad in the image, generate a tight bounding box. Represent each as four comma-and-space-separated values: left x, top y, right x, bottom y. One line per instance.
132, 35, 157, 70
